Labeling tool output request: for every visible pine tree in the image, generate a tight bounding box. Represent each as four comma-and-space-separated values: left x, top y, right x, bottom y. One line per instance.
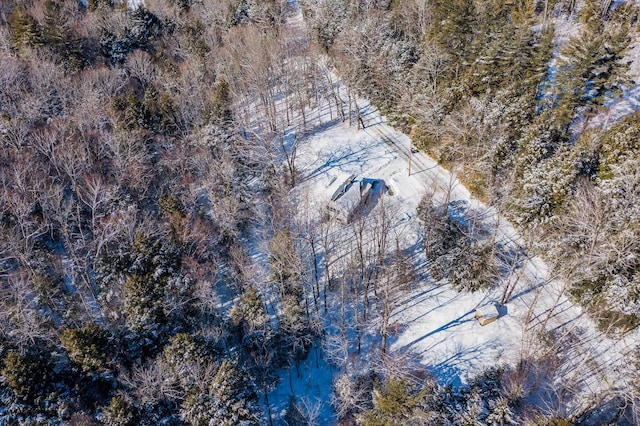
464, 2, 536, 94
598, 111, 640, 179
209, 79, 234, 125
100, 395, 141, 426
554, 7, 634, 131
416, 195, 464, 262
361, 377, 424, 425
180, 360, 259, 426
230, 286, 268, 335
486, 397, 517, 425
123, 274, 167, 334
455, 389, 484, 426
41, 0, 85, 69
42, 0, 65, 49
8, 7, 42, 50
449, 238, 499, 291
511, 144, 578, 225
280, 292, 313, 374
2, 350, 54, 405
302, 0, 352, 50
269, 229, 302, 296
98, 232, 182, 337
427, 0, 476, 65
163, 332, 207, 388
60, 323, 113, 374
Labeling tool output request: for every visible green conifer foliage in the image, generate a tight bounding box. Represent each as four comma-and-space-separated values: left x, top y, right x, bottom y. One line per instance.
98, 232, 183, 336
100, 395, 141, 426
163, 332, 207, 387
87, 0, 115, 11
230, 286, 268, 334
41, 0, 86, 69
180, 359, 259, 426
123, 274, 167, 333
512, 145, 578, 225
209, 79, 234, 125
598, 111, 640, 179
427, 0, 476, 63
280, 292, 312, 365
361, 377, 424, 425
269, 229, 301, 295
2, 351, 54, 405
61, 324, 113, 374
554, 5, 634, 132
8, 7, 42, 50
42, 0, 65, 48
449, 239, 499, 291
112, 84, 180, 135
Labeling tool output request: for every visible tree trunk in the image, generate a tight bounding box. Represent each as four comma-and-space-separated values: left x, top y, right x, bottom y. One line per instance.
264, 383, 274, 426
381, 332, 387, 360
310, 238, 320, 314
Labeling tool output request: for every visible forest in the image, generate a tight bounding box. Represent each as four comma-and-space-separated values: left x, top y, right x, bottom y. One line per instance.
1, 0, 640, 424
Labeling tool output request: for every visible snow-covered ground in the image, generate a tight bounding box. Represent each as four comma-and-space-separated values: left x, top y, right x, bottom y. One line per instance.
126, 0, 144, 9
550, 2, 640, 130
261, 1, 640, 423
285, 74, 639, 420
591, 35, 640, 129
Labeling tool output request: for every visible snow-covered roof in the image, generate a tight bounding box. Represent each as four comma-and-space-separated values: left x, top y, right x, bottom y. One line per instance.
327, 178, 386, 223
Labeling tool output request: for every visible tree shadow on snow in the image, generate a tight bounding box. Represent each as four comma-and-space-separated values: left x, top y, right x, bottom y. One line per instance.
401, 239, 430, 284
300, 143, 393, 183
401, 310, 476, 351
392, 286, 448, 318
425, 345, 485, 389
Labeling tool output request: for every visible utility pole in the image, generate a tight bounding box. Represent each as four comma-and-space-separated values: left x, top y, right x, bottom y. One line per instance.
408, 143, 413, 176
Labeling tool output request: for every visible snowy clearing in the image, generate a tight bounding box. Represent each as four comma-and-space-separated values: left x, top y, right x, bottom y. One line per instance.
261, 1, 640, 423
286, 72, 639, 420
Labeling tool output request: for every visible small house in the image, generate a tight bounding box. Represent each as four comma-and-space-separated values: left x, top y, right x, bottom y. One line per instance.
327, 176, 386, 224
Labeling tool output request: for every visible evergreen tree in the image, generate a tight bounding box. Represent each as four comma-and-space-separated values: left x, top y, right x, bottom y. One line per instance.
42, 0, 66, 49
179, 360, 259, 426
2, 350, 55, 406
554, 6, 634, 132
360, 377, 424, 425
280, 292, 313, 375
427, 0, 476, 65
416, 196, 464, 262
449, 238, 499, 291
41, 0, 86, 69
163, 332, 208, 388
230, 286, 268, 335
209, 79, 234, 125
100, 395, 141, 426
598, 110, 640, 179
511, 144, 578, 225
486, 397, 517, 425
60, 323, 113, 374
8, 7, 42, 50
123, 273, 168, 334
